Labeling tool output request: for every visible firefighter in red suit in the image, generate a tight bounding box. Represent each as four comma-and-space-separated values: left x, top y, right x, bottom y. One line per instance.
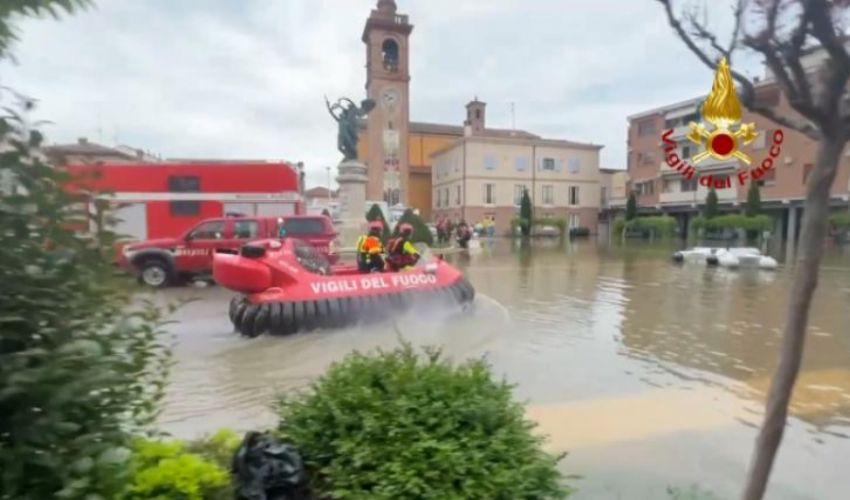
385, 223, 420, 272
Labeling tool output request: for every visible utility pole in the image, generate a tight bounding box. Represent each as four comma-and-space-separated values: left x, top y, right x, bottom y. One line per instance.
510, 102, 516, 131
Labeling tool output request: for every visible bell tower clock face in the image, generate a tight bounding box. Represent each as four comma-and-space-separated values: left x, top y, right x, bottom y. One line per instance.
381, 87, 401, 112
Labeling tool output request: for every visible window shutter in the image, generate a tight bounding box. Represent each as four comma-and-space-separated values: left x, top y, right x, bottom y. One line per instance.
538, 158, 545, 171
556, 160, 564, 172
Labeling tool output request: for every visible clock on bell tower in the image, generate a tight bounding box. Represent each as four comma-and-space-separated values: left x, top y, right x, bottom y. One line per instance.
362, 0, 413, 206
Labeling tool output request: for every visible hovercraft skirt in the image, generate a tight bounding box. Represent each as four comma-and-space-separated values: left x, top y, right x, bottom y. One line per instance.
228, 278, 476, 337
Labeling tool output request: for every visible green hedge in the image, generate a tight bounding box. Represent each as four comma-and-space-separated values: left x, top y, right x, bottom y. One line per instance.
691, 214, 772, 233
829, 212, 850, 228
630, 215, 677, 236
613, 215, 677, 239
569, 227, 590, 238
613, 216, 626, 236
276, 344, 571, 499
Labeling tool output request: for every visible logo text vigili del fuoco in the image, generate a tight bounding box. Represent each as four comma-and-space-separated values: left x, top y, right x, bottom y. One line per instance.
660, 57, 783, 189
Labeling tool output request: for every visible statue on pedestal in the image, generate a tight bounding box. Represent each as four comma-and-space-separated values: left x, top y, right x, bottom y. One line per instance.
325, 96, 376, 160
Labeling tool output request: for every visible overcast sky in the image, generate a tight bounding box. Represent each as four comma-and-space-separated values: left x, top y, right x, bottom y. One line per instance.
1, 0, 757, 188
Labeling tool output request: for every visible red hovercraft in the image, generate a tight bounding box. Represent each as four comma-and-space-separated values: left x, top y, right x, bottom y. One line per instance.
214, 237, 475, 337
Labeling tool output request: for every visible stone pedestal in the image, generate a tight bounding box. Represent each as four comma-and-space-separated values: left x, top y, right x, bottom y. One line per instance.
335, 159, 368, 246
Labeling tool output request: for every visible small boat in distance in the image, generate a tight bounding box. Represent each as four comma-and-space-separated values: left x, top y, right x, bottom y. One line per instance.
672, 246, 778, 270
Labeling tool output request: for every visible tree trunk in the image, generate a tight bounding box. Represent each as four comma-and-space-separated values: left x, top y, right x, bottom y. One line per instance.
742, 135, 845, 500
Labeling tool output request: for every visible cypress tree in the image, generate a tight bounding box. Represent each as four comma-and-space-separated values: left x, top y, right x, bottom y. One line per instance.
519, 189, 533, 237
393, 209, 434, 246
745, 181, 762, 217
705, 188, 719, 219
626, 192, 638, 221
365, 203, 391, 242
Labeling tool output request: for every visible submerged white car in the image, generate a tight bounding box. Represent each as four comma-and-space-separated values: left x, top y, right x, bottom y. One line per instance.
672, 247, 778, 270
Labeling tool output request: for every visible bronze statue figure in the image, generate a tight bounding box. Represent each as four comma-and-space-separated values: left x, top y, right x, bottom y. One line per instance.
325, 96, 376, 160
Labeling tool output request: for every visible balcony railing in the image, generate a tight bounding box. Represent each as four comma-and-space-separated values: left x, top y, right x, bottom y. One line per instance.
660, 184, 737, 204
660, 156, 738, 173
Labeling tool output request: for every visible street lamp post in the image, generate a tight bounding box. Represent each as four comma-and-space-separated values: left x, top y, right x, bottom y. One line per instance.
326, 166, 332, 214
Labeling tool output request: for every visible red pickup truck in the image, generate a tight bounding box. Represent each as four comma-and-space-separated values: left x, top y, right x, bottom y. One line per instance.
118, 214, 338, 287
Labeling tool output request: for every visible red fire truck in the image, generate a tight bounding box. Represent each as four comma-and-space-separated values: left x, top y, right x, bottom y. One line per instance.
64, 160, 303, 241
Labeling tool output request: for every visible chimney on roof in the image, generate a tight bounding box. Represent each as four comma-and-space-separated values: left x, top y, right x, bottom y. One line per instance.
78, 137, 88, 145
465, 97, 486, 135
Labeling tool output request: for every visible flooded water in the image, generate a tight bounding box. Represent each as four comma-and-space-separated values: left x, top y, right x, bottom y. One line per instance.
156, 239, 850, 500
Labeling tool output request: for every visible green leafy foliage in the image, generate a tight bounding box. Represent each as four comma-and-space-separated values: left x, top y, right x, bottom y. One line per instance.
365, 203, 391, 242
276, 343, 571, 499
186, 429, 242, 471
392, 208, 434, 245
123, 438, 231, 500
568, 227, 590, 237
519, 188, 533, 236
0, 93, 172, 499
0, 0, 93, 60
829, 212, 850, 228
626, 192, 638, 220
704, 188, 719, 219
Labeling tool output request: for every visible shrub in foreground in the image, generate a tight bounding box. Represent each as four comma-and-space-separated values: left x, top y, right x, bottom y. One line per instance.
124, 437, 231, 500
276, 344, 571, 499
0, 91, 172, 497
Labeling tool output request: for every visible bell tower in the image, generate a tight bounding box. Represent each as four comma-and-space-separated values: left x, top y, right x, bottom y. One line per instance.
362, 0, 413, 206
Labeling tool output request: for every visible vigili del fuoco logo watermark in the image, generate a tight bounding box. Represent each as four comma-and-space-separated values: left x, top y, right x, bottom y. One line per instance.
660, 57, 783, 188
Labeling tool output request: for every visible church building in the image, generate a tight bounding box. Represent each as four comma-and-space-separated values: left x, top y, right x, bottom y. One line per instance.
357, 0, 602, 229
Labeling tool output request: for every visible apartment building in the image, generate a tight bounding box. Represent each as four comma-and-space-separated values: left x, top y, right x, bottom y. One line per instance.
431, 134, 603, 235
627, 46, 850, 244
600, 168, 629, 209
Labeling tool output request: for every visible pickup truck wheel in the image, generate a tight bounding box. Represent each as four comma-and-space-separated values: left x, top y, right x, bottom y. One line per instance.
139, 261, 170, 288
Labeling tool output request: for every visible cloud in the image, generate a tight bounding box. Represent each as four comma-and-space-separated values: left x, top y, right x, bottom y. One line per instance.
1, 0, 751, 186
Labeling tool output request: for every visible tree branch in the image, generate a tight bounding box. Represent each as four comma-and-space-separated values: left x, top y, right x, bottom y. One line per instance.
728, 0, 748, 54
656, 0, 821, 139
742, 0, 823, 122
782, 1, 815, 112
807, 0, 850, 124
687, 10, 732, 58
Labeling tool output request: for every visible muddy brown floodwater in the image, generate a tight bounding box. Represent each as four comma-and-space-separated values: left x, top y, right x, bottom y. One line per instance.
153, 239, 850, 500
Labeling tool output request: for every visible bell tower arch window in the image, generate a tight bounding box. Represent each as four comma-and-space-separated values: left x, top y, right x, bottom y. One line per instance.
382, 38, 399, 72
